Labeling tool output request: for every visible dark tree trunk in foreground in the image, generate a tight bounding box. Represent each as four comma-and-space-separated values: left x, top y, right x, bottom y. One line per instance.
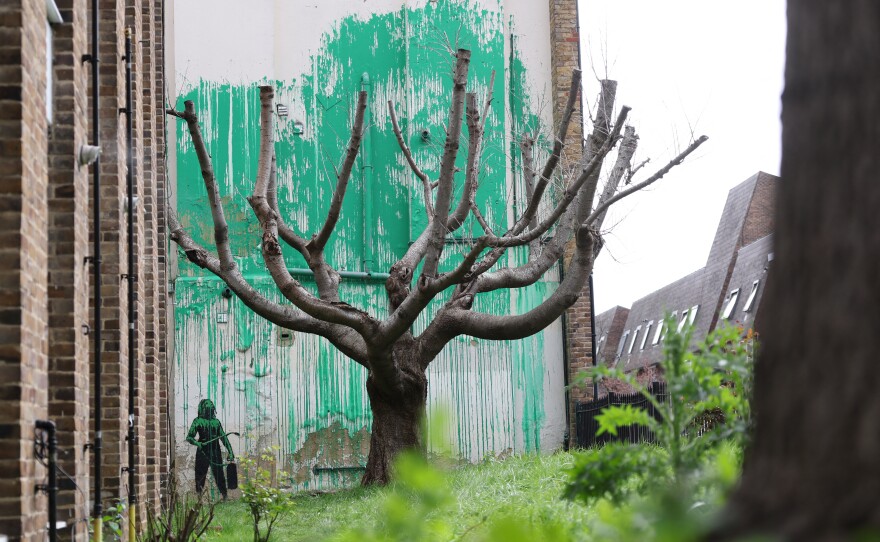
167, 50, 705, 485
719, 1, 880, 538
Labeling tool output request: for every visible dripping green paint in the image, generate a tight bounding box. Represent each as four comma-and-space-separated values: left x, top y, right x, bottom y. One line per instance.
173, 1, 557, 490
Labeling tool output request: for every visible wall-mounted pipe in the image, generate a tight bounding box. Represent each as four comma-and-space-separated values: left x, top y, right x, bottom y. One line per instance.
559, 261, 572, 450
122, 28, 138, 542
359, 73, 375, 274
84, 0, 103, 536
35, 420, 57, 542
287, 268, 389, 281
589, 273, 599, 399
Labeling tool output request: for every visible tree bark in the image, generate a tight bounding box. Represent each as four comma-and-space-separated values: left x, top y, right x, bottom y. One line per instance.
717, 1, 880, 539
361, 345, 428, 485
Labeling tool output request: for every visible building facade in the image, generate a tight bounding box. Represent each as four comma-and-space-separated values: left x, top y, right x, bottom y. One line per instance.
0, 0, 169, 539
594, 171, 777, 393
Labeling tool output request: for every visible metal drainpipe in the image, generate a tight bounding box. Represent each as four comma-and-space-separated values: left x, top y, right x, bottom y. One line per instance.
559, 261, 572, 451
589, 273, 599, 399
123, 28, 138, 542
360, 73, 375, 273
84, 0, 103, 536
287, 268, 389, 281
35, 420, 57, 542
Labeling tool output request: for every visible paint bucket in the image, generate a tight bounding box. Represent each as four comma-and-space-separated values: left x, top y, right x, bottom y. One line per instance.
226, 462, 238, 490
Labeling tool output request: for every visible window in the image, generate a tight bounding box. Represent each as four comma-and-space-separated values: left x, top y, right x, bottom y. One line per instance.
652, 320, 664, 345
640, 321, 653, 350
617, 331, 630, 358
661, 312, 676, 342
628, 326, 641, 354
677, 309, 689, 332
743, 280, 760, 312
688, 305, 699, 325
722, 289, 740, 319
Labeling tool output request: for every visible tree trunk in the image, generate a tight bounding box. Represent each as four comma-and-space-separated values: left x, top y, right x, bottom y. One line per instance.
361, 347, 428, 485
717, 1, 880, 539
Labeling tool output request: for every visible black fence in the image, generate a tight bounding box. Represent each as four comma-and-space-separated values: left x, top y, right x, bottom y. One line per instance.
574, 381, 668, 448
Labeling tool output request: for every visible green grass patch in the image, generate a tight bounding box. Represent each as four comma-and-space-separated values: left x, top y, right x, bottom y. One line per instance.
207, 452, 591, 541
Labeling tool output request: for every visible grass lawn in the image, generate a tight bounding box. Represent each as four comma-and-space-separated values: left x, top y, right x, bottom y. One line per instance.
207, 452, 591, 541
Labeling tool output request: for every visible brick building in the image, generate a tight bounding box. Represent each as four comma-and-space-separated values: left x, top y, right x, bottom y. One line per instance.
0, 0, 169, 539
593, 171, 777, 393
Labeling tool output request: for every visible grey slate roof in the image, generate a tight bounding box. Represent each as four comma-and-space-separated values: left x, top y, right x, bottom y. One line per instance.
600, 172, 778, 372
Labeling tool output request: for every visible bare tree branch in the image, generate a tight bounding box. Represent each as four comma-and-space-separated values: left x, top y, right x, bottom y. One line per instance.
626, 157, 650, 185
447, 70, 495, 232
309, 90, 369, 252
422, 224, 597, 343
166, 206, 368, 366
421, 49, 471, 279
388, 100, 434, 217
591, 125, 639, 235
512, 70, 582, 234
483, 106, 630, 249
244, 86, 377, 334
587, 135, 709, 225
170, 101, 236, 272
519, 134, 539, 232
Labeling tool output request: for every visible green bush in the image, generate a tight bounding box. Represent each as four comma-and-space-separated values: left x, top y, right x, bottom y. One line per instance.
565, 319, 755, 539
239, 447, 295, 542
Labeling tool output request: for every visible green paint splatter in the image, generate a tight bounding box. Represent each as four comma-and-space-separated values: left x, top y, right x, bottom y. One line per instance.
174, 0, 559, 490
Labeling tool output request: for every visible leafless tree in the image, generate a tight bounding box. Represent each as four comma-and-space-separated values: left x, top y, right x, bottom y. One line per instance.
167, 49, 706, 485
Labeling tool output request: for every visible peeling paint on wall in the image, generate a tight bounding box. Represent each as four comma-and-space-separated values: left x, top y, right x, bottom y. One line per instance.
171, 0, 564, 492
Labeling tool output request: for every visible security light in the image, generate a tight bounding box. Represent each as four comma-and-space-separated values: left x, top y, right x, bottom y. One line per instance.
79, 144, 101, 166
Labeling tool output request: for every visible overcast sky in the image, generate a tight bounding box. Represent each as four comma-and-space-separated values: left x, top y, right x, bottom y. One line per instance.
577, 0, 787, 313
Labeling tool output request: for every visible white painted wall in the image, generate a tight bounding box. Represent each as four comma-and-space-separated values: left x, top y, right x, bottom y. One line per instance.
168, 0, 565, 493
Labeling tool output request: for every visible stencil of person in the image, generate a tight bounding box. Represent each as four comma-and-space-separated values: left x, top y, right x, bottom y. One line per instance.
186, 399, 234, 499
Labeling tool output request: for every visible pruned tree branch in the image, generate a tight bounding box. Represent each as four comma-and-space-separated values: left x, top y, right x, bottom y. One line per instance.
447, 70, 495, 232
388, 100, 434, 217
587, 135, 709, 225
512, 70, 582, 234
421, 49, 471, 279
591, 125, 639, 235
484, 106, 630, 249
166, 208, 368, 366
309, 90, 369, 252
245, 86, 377, 334
169, 101, 237, 273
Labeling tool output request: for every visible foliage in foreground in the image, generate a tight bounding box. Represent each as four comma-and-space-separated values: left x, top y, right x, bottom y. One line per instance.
205, 322, 754, 541
140, 479, 216, 542
209, 452, 589, 541
239, 447, 295, 542
565, 319, 755, 540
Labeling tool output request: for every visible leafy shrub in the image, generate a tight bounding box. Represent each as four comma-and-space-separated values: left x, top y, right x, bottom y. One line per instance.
239, 447, 294, 542
140, 476, 216, 542
565, 319, 755, 540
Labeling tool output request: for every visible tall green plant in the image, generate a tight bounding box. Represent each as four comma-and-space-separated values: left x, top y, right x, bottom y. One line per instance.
240, 447, 294, 542
566, 317, 754, 505
140, 477, 216, 542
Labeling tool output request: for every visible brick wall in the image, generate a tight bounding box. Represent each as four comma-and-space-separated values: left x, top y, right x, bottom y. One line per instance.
47, 0, 91, 538
0, 0, 50, 539
0, 0, 167, 538
151, 0, 169, 499
549, 0, 594, 436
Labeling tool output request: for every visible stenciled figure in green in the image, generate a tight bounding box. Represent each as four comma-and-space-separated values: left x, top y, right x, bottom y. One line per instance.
187, 399, 234, 499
